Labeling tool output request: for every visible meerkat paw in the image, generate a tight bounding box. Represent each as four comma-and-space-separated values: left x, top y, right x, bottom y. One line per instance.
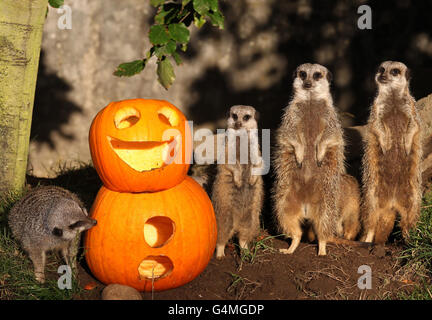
35, 272, 45, 284
318, 240, 327, 256
403, 138, 412, 156
233, 174, 243, 189
239, 239, 249, 250
280, 237, 301, 254
215, 244, 226, 260
249, 174, 258, 186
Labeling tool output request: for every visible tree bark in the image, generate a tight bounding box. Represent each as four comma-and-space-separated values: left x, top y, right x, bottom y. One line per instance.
0, 0, 48, 196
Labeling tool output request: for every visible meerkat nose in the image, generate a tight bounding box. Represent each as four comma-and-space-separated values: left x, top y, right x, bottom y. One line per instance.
378, 74, 387, 82
303, 80, 312, 89
234, 122, 242, 129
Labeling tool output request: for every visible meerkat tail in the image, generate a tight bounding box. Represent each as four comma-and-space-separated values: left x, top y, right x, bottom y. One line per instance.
328, 237, 374, 248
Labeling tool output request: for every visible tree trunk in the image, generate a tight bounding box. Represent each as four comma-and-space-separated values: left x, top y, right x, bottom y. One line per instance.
0, 0, 47, 196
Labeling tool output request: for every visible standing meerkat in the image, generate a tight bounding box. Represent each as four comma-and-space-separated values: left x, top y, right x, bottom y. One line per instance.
212, 105, 264, 259
362, 61, 422, 244
273, 63, 348, 256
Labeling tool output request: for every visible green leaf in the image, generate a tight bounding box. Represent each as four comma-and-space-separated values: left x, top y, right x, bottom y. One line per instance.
150, 0, 165, 7
193, 0, 210, 15
173, 52, 182, 65
48, 0, 64, 8
181, 43, 188, 52
208, 0, 218, 11
168, 23, 190, 44
149, 25, 170, 45
207, 11, 224, 29
157, 58, 175, 89
193, 14, 206, 28
113, 60, 145, 77
155, 7, 174, 25
182, 0, 192, 7
154, 40, 177, 58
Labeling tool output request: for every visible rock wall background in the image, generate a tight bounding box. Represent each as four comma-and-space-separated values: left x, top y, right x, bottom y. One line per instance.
29, 0, 432, 177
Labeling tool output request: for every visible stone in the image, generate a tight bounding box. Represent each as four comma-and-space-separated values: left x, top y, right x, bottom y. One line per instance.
101, 284, 142, 300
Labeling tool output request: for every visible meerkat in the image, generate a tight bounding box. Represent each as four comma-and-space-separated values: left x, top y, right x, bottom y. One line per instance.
273, 63, 349, 256
211, 105, 264, 259
8, 186, 97, 283
362, 61, 422, 244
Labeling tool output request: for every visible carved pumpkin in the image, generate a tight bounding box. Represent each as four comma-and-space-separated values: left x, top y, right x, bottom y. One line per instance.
89, 99, 192, 192
84, 176, 217, 292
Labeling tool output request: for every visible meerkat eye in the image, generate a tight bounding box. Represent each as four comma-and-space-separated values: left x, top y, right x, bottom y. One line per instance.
232, 113, 238, 121
299, 71, 307, 80
378, 67, 385, 74
69, 221, 85, 229
243, 114, 251, 121
313, 72, 322, 80
390, 68, 401, 76
52, 227, 63, 237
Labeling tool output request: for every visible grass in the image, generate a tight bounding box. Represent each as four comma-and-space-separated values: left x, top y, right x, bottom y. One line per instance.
238, 234, 284, 265
398, 190, 432, 299
226, 272, 261, 300
0, 162, 100, 300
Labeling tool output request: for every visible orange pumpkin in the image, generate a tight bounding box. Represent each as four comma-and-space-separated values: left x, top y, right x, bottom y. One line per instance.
89, 99, 192, 192
84, 176, 217, 292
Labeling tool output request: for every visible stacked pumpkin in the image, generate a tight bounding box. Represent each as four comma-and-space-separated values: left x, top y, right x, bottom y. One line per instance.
84, 99, 217, 291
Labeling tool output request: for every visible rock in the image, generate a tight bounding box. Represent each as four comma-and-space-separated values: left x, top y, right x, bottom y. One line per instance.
101, 284, 142, 300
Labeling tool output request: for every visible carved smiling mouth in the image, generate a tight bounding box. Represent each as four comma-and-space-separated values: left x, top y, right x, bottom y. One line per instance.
108, 136, 179, 172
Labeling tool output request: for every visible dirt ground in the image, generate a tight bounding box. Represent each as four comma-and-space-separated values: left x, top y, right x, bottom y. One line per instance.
23, 169, 420, 300
75, 231, 415, 300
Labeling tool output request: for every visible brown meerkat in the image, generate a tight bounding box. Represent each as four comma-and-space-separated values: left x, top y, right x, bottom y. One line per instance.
273, 63, 356, 256
362, 61, 422, 244
211, 105, 264, 259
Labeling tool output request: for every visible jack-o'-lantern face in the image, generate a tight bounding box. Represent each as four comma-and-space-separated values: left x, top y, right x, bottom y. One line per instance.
89, 99, 192, 192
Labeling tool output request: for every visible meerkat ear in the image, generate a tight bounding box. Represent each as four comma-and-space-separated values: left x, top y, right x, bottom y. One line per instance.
52, 227, 63, 237
326, 70, 333, 83
292, 69, 298, 80
254, 110, 260, 121
405, 68, 411, 81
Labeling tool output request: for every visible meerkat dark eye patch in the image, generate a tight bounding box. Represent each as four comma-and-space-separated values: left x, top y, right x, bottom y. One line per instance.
299, 71, 307, 80
390, 68, 401, 76
243, 115, 251, 121
52, 227, 63, 237
378, 67, 385, 74
232, 113, 238, 121
69, 221, 86, 230
313, 72, 322, 80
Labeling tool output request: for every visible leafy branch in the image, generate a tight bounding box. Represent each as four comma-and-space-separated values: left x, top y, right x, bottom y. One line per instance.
113, 0, 224, 89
